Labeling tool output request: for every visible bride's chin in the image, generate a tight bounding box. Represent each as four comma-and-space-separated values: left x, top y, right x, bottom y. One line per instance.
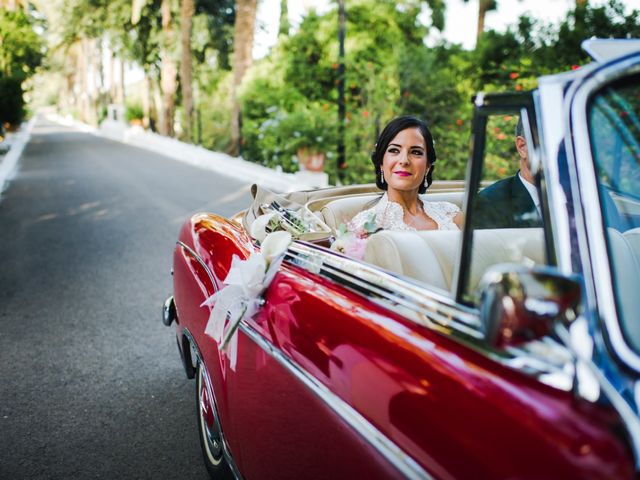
387, 185, 421, 196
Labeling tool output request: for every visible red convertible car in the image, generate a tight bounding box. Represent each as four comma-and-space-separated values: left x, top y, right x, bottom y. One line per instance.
164, 39, 640, 479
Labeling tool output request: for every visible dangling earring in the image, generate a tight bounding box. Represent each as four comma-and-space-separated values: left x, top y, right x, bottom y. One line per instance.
423, 175, 429, 189
381, 169, 386, 185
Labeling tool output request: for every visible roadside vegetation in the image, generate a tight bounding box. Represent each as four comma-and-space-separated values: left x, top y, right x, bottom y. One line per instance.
2, 0, 639, 182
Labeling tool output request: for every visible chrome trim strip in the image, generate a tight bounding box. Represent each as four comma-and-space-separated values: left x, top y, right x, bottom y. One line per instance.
285, 242, 575, 390
177, 241, 219, 293
569, 56, 640, 372
183, 328, 243, 480
535, 82, 575, 275
287, 242, 482, 335
238, 321, 433, 480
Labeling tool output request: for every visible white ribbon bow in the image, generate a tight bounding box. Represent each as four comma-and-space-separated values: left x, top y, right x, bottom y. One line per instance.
200, 231, 292, 371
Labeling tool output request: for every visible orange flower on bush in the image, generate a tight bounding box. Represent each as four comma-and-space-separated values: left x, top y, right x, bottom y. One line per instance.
509, 72, 519, 80
362, 110, 370, 117
456, 119, 464, 126
515, 85, 523, 91
498, 167, 507, 176
497, 133, 506, 140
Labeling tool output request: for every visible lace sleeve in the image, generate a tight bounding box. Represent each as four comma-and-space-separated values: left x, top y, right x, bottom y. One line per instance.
425, 201, 461, 230
441, 201, 461, 216
348, 207, 376, 232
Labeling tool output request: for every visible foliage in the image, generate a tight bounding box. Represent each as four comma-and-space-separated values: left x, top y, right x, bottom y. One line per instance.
236, 0, 433, 183
125, 103, 144, 122
30, 0, 640, 184
183, 0, 630, 183
0, 8, 44, 80
0, 8, 44, 126
195, 0, 236, 70
0, 76, 25, 125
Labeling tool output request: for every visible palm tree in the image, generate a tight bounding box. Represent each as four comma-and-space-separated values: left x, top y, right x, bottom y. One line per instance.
463, 0, 498, 44
180, 0, 195, 141
229, 0, 257, 156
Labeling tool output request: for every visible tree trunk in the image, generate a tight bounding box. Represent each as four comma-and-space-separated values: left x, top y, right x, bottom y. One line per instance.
79, 38, 90, 123
477, 0, 488, 43
119, 57, 126, 105
476, 0, 500, 44
142, 70, 151, 129
109, 50, 117, 103
159, 0, 177, 136
153, 76, 165, 134
89, 38, 100, 126
180, 0, 195, 142
229, 0, 257, 156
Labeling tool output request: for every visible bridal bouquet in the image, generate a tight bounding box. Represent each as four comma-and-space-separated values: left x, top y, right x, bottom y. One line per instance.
250, 201, 312, 242
330, 214, 379, 260
201, 231, 292, 370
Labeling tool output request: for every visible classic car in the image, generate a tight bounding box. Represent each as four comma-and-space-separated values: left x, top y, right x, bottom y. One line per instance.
163, 39, 640, 479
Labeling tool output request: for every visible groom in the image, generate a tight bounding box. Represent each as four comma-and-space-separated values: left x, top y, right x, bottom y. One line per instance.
474, 117, 542, 229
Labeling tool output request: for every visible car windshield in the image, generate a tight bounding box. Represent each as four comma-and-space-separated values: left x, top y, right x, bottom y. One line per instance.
588, 72, 640, 353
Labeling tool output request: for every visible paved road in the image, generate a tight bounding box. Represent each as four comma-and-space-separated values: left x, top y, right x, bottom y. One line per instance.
0, 118, 252, 479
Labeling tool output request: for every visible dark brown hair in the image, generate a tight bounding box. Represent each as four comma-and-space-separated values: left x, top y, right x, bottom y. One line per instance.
371, 115, 436, 194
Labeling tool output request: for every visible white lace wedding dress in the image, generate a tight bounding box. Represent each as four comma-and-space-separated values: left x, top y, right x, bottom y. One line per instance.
349, 193, 460, 232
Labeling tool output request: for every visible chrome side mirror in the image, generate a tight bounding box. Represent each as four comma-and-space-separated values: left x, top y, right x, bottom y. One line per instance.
478, 265, 582, 348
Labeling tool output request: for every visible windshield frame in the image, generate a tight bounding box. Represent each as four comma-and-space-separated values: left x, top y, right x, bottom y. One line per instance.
570, 53, 640, 372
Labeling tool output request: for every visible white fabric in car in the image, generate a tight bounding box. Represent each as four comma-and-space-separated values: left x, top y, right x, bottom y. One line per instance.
608, 227, 640, 351
364, 228, 545, 294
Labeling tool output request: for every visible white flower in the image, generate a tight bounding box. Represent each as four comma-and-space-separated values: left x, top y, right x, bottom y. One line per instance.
201, 231, 292, 372
261, 231, 292, 263
224, 253, 267, 298
250, 212, 277, 242
330, 235, 351, 254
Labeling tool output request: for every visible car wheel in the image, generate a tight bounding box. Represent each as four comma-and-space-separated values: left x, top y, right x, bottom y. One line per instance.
196, 362, 233, 479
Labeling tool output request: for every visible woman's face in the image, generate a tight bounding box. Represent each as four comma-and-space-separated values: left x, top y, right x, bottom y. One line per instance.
381, 127, 429, 196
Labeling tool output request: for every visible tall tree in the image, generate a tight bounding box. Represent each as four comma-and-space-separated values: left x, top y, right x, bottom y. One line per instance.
0, 6, 43, 125
463, 0, 497, 44
229, 0, 257, 156
180, 0, 195, 141
159, 0, 178, 136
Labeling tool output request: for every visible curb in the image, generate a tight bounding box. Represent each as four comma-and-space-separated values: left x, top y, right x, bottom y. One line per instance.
45, 113, 328, 193
0, 116, 37, 196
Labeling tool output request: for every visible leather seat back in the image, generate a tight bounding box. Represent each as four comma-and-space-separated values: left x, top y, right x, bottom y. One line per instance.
317, 192, 465, 232
607, 227, 640, 350
364, 228, 545, 293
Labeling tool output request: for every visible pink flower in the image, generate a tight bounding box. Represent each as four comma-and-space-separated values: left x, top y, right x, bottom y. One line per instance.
343, 237, 368, 260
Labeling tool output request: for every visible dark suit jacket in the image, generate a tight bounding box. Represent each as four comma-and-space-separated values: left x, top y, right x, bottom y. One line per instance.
474, 174, 542, 229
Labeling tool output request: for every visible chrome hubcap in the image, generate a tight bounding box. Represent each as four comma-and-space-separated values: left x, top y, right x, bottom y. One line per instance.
198, 366, 223, 465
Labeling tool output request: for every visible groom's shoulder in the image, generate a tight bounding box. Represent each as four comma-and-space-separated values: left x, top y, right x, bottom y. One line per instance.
478, 175, 516, 201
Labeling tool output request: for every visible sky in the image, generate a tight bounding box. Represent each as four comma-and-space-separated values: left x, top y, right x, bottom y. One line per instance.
254, 0, 637, 58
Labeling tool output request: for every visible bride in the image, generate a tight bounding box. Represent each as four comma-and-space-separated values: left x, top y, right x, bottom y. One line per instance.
349, 115, 463, 232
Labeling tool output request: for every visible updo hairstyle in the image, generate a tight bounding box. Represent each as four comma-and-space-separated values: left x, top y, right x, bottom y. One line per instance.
371, 115, 437, 194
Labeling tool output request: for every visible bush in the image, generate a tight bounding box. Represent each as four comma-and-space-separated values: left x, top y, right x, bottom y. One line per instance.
125, 104, 144, 123
0, 77, 25, 126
